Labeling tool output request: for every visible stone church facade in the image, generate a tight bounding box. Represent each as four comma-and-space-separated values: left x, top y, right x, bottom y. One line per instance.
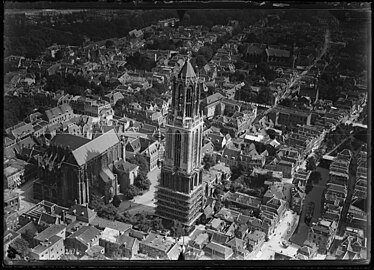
33, 130, 125, 207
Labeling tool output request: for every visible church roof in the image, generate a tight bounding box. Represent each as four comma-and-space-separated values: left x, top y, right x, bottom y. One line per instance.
72, 129, 120, 166
178, 59, 196, 79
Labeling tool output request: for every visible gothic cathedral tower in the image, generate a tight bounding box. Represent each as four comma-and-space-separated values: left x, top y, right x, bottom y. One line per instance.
155, 58, 204, 226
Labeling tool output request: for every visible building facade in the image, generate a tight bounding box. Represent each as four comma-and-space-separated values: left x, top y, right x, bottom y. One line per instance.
155, 59, 204, 226
33, 130, 124, 207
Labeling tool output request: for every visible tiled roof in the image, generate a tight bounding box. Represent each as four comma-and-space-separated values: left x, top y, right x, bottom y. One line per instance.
265, 48, 290, 58
204, 241, 233, 257
72, 129, 120, 166
51, 134, 90, 150
141, 232, 174, 253
206, 93, 224, 105
70, 204, 97, 221
38, 212, 58, 225
210, 231, 230, 245
90, 216, 132, 233
34, 224, 66, 242
227, 237, 245, 250
68, 225, 101, 245
117, 234, 136, 249
45, 104, 73, 121
114, 160, 139, 173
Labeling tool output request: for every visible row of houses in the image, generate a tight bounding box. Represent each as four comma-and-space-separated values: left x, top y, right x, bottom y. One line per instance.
4, 200, 182, 260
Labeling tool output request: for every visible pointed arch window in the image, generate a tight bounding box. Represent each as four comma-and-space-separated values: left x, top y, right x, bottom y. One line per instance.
195, 129, 200, 167
174, 130, 182, 167
195, 83, 200, 115
192, 131, 197, 167
183, 132, 189, 163
177, 85, 184, 117
186, 86, 193, 117
166, 128, 173, 159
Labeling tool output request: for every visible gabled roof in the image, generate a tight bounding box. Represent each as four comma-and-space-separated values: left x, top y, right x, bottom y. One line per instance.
126, 137, 141, 152
70, 204, 97, 221
206, 93, 224, 105
34, 224, 66, 242
236, 214, 252, 225
117, 234, 137, 249
38, 212, 58, 225
227, 237, 246, 250
90, 216, 132, 233
114, 160, 139, 173
72, 129, 120, 166
204, 241, 233, 257
68, 225, 101, 245
51, 134, 90, 150
210, 231, 230, 245
178, 59, 196, 79
45, 104, 73, 121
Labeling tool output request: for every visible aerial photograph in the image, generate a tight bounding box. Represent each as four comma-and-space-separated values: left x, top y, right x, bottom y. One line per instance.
3, 1, 371, 266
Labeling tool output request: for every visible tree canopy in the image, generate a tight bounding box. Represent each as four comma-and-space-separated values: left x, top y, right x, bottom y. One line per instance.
134, 173, 151, 191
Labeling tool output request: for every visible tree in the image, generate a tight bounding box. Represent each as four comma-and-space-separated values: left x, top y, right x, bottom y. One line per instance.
128, 154, 149, 175
257, 86, 272, 105
126, 185, 140, 199
195, 55, 207, 68
279, 98, 293, 107
106, 242, 122, 258
151, 218, 164, 231
306, 157, 317, 171
105, 40, 114, 48
89, 194, 105, 211
134, 173, 151, 191
198, 46, 213, 60
203, 154, 215, 170
10, 238, 29, 258
171, 220, 185, 239
97, 203, 118, 220
309, 171, 321, 185
112, 195, 122, 208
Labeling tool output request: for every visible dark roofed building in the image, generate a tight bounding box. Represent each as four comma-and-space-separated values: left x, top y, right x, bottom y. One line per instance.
51, 134, 91, 151
33, 130, 124, 207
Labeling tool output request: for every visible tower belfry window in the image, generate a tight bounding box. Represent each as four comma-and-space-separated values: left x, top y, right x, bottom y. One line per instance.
174, 131, 182, 167
195, 84, 200, 115
186, 86, 193, 117
166, 128, 173, 159
177, 85, 184, 117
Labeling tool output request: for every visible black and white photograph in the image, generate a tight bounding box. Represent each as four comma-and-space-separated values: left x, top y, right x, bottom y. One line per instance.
3, 1, 371, 266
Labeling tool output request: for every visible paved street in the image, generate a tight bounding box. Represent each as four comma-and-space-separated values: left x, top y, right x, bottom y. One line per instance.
13, 180, 37, 215
290, 166, 329, 246
256, 210, 299, 259
120, 167, 160, 215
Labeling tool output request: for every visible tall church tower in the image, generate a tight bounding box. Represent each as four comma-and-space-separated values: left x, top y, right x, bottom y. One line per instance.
155, 58, 204, 226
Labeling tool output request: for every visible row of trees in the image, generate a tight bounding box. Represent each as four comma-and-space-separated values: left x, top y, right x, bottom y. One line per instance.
44, 73, 106, 97
125, 52, 157, 72
4, 96, 37, 129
